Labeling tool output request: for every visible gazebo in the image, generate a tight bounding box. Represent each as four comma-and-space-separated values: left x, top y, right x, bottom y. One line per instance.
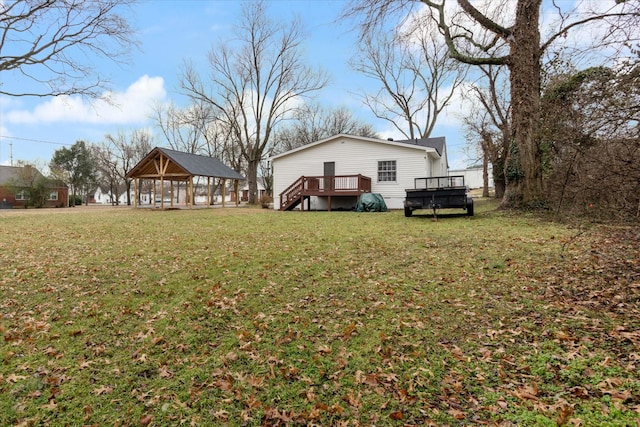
126, 147, 244, 209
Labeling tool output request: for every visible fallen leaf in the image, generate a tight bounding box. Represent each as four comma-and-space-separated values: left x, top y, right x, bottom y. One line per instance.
317, 344, 332, 354
159, 365, 174, 378
140, 414, 153, 426
389, 411, 403, 420
6, 373, 27, 383
92, 385, 113, 395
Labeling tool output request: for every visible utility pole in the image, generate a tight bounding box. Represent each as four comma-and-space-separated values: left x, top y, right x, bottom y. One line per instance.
9, 142, 13, 166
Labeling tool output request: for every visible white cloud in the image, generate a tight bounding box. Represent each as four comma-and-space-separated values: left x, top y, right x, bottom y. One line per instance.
5, 75, 166, 125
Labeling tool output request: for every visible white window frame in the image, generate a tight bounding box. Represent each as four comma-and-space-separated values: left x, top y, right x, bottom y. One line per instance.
15, 190, 29, 200
48, 191, 58, 201
377, 160, 397, 182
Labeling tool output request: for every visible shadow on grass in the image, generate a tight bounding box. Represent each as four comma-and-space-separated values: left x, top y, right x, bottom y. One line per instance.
407, 211, 472, 219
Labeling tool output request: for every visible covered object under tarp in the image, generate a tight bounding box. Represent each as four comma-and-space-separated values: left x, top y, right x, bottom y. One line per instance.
126, 147, 244, 209
355, 193, 388, 212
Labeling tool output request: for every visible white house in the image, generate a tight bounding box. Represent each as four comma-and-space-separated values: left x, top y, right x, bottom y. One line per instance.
449, 166, 494, 189
270, 134, 448, 210
92, 186, 128, 205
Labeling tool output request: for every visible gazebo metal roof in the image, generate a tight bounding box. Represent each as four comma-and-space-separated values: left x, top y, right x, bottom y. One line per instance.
126, 147, 244, 181
126, 147, 244, 209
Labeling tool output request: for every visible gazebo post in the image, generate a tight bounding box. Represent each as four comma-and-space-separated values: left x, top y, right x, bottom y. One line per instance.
189, 176, 194, 209
207, 177, 211, 208
222, 179, 226, 208
153, 180, 157, 208
170, 181, 174, 208
133, 179, 138, 208
160, 176, 165, 210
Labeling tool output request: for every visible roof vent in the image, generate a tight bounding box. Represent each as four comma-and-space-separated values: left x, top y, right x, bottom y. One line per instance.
387, 138, 394, 141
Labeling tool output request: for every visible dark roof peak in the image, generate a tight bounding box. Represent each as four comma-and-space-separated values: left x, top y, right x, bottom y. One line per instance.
393, 136, 445, 156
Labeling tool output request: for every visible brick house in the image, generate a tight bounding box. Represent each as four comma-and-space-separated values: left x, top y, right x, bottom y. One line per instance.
0, 165, 69, 208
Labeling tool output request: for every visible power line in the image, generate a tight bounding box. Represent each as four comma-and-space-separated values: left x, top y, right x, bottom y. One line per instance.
0, 135, 72, 146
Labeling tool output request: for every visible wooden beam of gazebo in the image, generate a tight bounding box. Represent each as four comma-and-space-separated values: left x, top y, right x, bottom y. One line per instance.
126, 147, 244, 209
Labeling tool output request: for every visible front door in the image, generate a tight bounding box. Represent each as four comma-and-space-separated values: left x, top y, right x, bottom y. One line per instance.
324, 162, 335, 191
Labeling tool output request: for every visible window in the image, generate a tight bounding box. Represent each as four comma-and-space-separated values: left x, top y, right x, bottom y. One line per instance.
48, 191, 58, 201
15, 190, 29, 200
377, 160, 396, 182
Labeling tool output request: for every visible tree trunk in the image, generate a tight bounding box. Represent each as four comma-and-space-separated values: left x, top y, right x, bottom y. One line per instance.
505, 0, 544, 207
247, 159, 259, 205
494, 174, 506, 199
482, 151, 490, 198
125, 179, 131, 206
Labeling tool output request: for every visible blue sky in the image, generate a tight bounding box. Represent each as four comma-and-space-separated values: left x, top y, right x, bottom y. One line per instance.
0, 0, 481, 171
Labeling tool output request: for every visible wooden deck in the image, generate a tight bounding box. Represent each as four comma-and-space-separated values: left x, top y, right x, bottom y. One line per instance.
280, 175, 372, 211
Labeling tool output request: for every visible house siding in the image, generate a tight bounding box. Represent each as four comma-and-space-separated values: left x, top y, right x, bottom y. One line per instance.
0, 186, 68, 208
273, 135, 444, 210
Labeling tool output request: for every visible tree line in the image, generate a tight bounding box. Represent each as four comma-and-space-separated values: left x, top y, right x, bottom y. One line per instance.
3, 0, 639, 218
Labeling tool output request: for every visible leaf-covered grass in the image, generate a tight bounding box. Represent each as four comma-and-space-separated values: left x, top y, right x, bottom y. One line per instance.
1, 201, 638, 426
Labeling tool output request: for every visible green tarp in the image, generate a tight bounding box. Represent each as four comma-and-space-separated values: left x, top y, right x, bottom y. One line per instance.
355, 193, 388, 212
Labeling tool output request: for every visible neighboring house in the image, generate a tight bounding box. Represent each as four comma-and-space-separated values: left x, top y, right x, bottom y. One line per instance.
92, 186, 128, 205
241, 177, 267, 202
271, 134, 448, 211
0, 165, 68, 208
449, 166, 494, 189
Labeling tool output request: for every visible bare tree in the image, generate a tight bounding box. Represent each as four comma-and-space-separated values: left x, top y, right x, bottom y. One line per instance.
153, 100, 236, 203
344, 0, 640, 208
180, 1, 328, 204
0, 0, 136, 98
92, 143, 124, 205
351, 13, 467, 139
103, 129, 152, 205
461, 65, 511, 198
274, 104, 378, 153
153, 101, 214, 155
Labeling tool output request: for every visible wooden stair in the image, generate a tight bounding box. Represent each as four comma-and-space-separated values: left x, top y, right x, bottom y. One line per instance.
279, 175, 372, 211
279, 176, 305, 211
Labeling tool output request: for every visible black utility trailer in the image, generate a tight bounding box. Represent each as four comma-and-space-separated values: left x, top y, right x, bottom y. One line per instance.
404, 175, 473, 217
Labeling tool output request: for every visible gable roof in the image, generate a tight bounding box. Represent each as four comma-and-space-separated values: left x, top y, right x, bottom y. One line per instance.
0, 165, 67, 189
270, 134, 445, 160
126, 147, 244, 180
393, 136, 446, 157
0, 165, 44, 186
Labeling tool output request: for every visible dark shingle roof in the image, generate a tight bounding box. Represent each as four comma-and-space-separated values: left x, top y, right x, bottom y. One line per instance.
157, 147, 244, 179
127, 147, 245, 180
0, 165, 43, 186
393, 137, 446, 156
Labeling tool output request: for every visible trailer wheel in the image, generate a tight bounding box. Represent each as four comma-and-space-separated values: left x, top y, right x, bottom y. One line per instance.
404, 206, 413, 217
466, 198, 474, 216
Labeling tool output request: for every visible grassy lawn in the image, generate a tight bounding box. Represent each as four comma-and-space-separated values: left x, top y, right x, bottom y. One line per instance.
1, 200, 638, 426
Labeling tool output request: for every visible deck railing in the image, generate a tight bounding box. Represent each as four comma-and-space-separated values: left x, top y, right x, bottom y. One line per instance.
280, 175, 372, 210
